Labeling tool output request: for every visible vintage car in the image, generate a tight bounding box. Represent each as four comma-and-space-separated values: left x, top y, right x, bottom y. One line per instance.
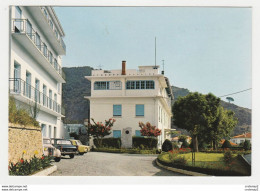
51, 138, 77, 159
69, 139, 90, 155
43, 137, 61, 162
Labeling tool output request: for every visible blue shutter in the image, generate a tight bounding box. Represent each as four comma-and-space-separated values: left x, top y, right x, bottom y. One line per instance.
135, 130, 142, 137
136, 105, 144, 116
113, 130, 121, 138
113, 105, 122, 116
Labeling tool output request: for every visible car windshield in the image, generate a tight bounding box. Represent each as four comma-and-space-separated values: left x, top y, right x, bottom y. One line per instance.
56, 140, 71, 145
76, 140, 82, 145
43, 139, 51, 144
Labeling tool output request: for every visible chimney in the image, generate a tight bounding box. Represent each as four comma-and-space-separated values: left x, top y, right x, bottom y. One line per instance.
122, 60, 126, 75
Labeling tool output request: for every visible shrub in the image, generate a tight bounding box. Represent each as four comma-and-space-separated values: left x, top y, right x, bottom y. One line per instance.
243, 140, 251, 151
132, 137, 157, 149
172, 142, 179, 149
223, 150, 234, 165
162, 139, 173, 152
222, 140, 232, 149
9, 96, 40, 127
94, 138, 121, 148
181, 140, 189, 148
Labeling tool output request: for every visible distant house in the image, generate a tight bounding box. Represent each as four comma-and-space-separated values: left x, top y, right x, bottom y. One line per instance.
219, 139, 237, 146
230, 132, 251, 145
85, 61, 174, 148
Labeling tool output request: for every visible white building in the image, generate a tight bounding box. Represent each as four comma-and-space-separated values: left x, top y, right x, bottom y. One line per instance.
230, 132, 251, 145
9, 6, 66, 138
85, 61, 174, 148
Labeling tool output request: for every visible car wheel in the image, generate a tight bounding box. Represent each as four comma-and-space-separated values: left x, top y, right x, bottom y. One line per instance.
69, 154, 74, 159
79, 152, 84, 155
54, 157, 61, 162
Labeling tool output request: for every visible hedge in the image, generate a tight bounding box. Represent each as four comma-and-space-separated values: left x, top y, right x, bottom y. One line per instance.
132, 136, 158, 149
93, 138, 121, 148
93, 147, 157, 154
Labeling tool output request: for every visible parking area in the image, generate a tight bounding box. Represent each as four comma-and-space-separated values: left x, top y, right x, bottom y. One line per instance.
50, 152, 186, 176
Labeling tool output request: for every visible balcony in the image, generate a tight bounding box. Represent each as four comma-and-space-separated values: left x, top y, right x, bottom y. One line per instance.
11, 19, 65, 83
9, 78, 63, 117
24, 6, 66, 55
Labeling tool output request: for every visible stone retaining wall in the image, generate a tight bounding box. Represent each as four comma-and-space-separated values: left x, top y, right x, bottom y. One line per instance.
9, 123, 43, 163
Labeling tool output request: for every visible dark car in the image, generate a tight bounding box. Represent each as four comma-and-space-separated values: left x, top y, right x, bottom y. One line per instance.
51, 138, 77, 159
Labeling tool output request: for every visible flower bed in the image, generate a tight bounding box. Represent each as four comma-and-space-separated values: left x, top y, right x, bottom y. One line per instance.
157, 151, 250, 176
93, 147, 157, 154
9, 154, 52, 176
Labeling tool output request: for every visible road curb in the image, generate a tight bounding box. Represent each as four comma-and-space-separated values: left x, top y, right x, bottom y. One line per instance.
156, 159, 209, 176
31, 165, 57, 176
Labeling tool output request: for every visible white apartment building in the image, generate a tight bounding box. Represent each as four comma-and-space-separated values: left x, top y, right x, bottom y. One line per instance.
9, 6, 66, 138
85, 61, 174, 148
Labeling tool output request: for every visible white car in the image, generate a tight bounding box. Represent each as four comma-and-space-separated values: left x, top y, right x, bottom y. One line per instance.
43, 137, 61, 162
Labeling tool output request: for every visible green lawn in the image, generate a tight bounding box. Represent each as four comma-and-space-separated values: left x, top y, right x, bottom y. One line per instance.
158, 152, 249, 175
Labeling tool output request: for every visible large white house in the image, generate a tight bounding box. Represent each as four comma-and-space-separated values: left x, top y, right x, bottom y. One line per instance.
9, 6, 66, 138
85, 61, 174, 148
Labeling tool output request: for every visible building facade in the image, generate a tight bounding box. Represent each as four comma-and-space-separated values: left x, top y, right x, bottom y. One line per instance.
9, 6, 66, 138
230, 132, 251, 145
85, 61, 174, 148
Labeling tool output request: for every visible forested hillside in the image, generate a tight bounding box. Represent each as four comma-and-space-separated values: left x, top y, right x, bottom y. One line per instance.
62, 66, 92, 124
62, 67, 251, 136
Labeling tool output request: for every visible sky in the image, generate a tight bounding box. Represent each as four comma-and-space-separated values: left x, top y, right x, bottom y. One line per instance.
54, 7, 252, 109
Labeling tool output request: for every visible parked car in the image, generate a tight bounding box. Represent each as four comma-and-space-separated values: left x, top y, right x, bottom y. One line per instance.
51, 138, 77, 159
69, 139, 90, 155
43, 137, 61, 162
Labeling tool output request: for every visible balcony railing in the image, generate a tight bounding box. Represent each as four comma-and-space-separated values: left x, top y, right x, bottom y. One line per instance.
40, 7, 66, 52
9, 78, 61, 114
11, 18, 63, 79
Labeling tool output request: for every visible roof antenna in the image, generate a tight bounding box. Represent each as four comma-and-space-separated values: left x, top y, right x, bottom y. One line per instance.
154, 37, 158, 69
162, 60, 165, 75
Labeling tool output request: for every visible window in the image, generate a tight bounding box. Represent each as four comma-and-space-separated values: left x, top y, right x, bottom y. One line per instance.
113, 105, 122, 116
54, 127, 57, 138
135, 130, 142, 137
49, 89, 52, 109
26, 20, 32, 39
113, 130, 121, 138
49, 19, 53, 29
49, 52, 53, 64
49, 125, 52, 138
36, 32, 41, 50
25, 72, 31, 98
14, 6, 22, 32
14, 63, 20, 92
94, 81, 122, 90
43, 85, 47, 106
41, 124, 46, 137
35, 79, 40, 103
54, 94, 57, 112
42, 8, 48, 19
43, 43, 47, 57
54, 59, 58, 70
126, 80, 154, 90
136, 104, 144, 116
57, 83, 61, 94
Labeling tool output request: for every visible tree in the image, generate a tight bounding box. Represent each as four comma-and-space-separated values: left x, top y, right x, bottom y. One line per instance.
243, 140, 251, 151
178, 135, 187, 143
226, 97, 234, 104
139, 122, 161, 148
139, 122, 161, 137
203, 106, 237, 150
162, 139, 173, 152
172, 92, 212, 152
87, 118, 115, 147
28, 100, 41, 119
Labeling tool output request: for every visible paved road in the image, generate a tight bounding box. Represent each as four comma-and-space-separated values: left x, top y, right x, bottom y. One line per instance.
50, 152, 186, 176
